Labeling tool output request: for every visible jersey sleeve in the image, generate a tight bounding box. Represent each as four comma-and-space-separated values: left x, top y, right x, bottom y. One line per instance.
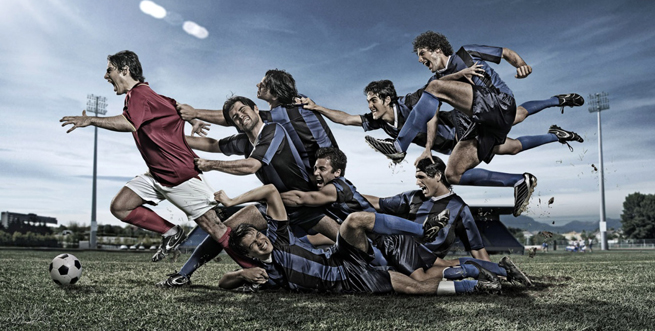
249, 124, 284, 165
360, 113, 380, 132
218, 133, 250, 156
265, 217, 290, 246
462, 44, 503, 64
378, 190, 413, 216
332, 179, 353, 204
123, 90, 151, 131
458, 204, 485, 251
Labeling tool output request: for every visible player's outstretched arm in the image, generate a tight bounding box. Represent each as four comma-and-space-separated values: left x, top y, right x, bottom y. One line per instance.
186, 135, 221, 153
60, 111, 134, 133
502, 48, 532, 79
219, 267, 269, 290
215, 184, 286, 221
177, 103, 228, 126
195, 157, 262, 176
280, 186, 338, 208
298, 97, 362, 126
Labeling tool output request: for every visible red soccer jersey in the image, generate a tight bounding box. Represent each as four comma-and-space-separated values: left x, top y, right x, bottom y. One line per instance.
122, 83, 199, 187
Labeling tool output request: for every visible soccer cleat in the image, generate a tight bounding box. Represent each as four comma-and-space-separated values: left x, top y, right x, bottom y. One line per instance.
499, 256, 533, 286
152, 225, 187, 262
473, 277, 502, 295
513, 173, 537, 217
422, 209, 449, 242
464, 261, 499, 283
548, 125, 584, 152
364, 136, 406, 164
156, 271, 191, 288
555, 93, 584, 114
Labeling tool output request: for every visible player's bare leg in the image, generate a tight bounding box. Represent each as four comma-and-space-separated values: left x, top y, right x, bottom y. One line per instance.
423, 79, 474, 115
311, 215, 340, 242
444, 140, 480, 185
110, 186, 146, 221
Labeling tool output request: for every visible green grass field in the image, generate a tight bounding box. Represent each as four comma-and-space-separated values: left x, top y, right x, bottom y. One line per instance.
1, 249, 654, 331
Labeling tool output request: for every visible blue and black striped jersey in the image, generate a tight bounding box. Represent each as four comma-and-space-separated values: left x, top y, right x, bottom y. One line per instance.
262, 218, 349, 293
378, 191, 484, 252
260, 103, 339, 171
218, 123, 313, 193
325, 177, 376, 223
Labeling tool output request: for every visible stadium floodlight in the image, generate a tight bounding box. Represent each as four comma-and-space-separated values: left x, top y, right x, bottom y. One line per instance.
588, 92, 610, 251
86, 94, 107, 249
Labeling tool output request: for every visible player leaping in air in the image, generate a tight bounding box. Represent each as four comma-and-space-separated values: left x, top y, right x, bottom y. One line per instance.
363, 31, 584, 216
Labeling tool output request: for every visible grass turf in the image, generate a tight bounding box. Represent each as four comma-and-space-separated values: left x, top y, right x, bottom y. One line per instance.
1, 249, 654, 330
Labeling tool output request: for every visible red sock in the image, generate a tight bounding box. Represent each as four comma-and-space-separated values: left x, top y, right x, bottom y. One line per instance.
122, 206, 175, 234
217, 227, 258, 268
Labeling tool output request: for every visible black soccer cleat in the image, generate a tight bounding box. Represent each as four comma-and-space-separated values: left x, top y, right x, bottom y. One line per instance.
152, 225, 187, 262
548, 125, 584, 152
364, 136, 406, 164
422, 209, 449, 242
499, 256, 533, 286
513, 173, 537, 217
473, 276, 502, 295
156, 271, 191, 288
464, 261, 499, 283
555, 93, 585, 114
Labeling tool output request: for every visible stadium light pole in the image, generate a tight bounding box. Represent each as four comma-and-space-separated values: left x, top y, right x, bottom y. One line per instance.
86, 94, 107, 249
588, 92, 609, 251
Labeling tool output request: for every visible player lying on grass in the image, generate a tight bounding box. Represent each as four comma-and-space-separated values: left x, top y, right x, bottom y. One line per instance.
363, 31, 584, 217
281, 149, 533, 286
217, 183, 503, 295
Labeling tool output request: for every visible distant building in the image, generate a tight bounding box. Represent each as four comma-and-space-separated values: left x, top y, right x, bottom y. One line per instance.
1, 211, 58, 233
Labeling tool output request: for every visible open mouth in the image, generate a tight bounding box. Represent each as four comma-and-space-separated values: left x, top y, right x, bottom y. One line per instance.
420, 185, 428, 194
316, 178, 324, 188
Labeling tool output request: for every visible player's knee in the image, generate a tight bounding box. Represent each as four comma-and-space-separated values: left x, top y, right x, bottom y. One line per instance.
342, 212, 370, 231
426, 79, 443, 94
444, 168, 461, 185
109, 199, 128, 220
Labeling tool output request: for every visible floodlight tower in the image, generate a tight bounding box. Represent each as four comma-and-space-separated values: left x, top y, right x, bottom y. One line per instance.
86, 94, 107, 249
588, 92, 610, 250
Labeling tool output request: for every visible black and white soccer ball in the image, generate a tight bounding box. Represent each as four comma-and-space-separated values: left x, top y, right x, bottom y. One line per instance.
49, 253, 83, 285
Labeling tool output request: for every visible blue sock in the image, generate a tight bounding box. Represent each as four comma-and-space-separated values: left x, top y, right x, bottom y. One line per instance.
517, 134, 558, 151
443, 264, 480, 280
453, 280, 478, 293
373, 213, 423, 237
179, 234, 223, 277
520, 97, 559, 116
458, 168, 524, 187
396, 91, 440, 152
458, 257, 507, 277
297, 236, 312, 246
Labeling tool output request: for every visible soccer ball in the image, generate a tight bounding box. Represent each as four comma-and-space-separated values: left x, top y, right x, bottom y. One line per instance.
49, 253, 83, 285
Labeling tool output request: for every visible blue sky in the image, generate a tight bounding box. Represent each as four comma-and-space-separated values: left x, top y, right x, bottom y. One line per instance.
1, 0, 654, 228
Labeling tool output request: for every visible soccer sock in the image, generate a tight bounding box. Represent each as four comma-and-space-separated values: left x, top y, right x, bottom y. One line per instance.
179, 234, 223, 277
436, 280, 457, 295
453, 280, 478, 293
297, 236, 312, 246
520, 97, 559, 116
442, 265, 480, 280
122, 206, 174, 234
517, 134, 558, 151
373, 213, 424, 237
458, 168, 524, 187
459, 257, 507, 277
395, 91, 441, 152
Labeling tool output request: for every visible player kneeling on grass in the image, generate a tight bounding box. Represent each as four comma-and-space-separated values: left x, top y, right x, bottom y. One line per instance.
217, 184, 502, 295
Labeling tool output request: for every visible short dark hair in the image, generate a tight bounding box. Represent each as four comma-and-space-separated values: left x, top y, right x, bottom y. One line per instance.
412, 31, 453, 56
364, 80, 398, 105
315, 147, 347, 176
107, 50, 145, 82
228, 223, 259, 257
416, 156, 450, 188
222, 96, 257, 127
263, 69, 298, 105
